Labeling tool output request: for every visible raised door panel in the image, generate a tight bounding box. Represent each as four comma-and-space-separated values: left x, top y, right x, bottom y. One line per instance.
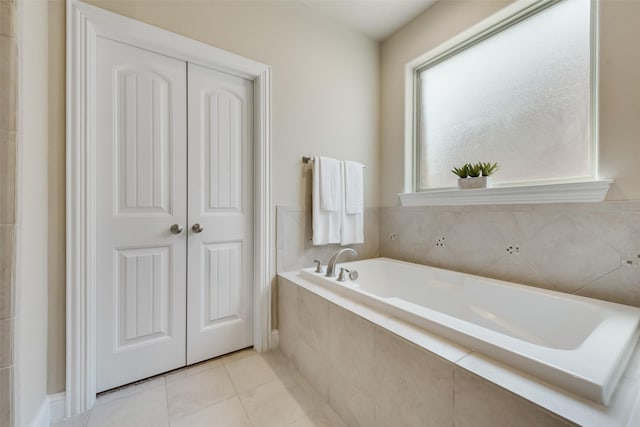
115, 68, 173, 215
202, 242, 242, 326
203, 91, 242, 212
116, 247, 171, 346
95, 37, 187, 392
187, 63, 254, 364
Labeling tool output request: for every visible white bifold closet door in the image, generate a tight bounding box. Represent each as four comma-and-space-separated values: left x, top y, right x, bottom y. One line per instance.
186, 64, 254, 364
95, 37, 253, 392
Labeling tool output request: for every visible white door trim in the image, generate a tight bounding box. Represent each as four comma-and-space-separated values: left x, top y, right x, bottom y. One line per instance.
66, 0, 273, 417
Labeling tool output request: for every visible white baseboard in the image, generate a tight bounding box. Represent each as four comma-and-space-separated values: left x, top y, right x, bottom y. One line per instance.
30, 398, 49, 427
48, 392, 66, 424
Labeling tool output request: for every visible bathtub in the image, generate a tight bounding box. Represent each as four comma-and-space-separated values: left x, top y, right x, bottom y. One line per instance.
298, 257, 640, 406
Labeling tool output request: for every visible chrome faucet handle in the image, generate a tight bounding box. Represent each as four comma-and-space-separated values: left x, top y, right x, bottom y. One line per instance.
325, 248, 358, 278
337, 268, 350, 282
313, 259, 324, 274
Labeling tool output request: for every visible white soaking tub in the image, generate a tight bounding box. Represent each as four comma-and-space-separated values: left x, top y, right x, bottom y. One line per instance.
298, 257, 640, 406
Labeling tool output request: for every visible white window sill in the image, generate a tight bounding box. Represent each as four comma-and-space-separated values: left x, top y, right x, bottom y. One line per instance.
398, 179, 613, 207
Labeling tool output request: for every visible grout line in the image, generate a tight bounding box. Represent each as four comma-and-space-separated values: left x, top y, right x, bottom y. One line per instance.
163, 379, 171, 427
223, 360, 255, 426
452, 368, 457, 425
571, 265, 621, 295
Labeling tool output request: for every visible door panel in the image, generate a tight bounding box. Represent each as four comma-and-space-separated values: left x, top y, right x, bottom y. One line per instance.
96, 37, 187, 392
115, 247, 171, 345
202, 242, 242, 324
187, 64, 254, 364
113, 67, 173, 215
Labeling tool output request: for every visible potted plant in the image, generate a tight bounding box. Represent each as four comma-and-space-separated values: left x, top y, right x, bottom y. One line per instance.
451, 162, 499, 189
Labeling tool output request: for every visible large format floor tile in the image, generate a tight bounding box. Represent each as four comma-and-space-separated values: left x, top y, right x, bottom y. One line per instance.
170, 396, 252, 427
88, 384, 169, 427
55, 349, 345, 427
166, 365, 237, 420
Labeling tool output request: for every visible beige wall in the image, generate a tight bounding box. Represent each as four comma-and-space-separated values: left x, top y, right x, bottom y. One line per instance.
597, 1, 640, 200
17, 0, 49, 422
47, 0, 380, 393
47, 0, 65, 396
380, 0, 640, 206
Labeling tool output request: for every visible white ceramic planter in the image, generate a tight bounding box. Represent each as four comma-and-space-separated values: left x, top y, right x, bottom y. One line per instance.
458, 176, 488, 189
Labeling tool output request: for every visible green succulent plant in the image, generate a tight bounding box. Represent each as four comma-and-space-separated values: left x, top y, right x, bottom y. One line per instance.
467, 163, 482, 177
451, 162, 500, 178
450, 164, 469, 178
480, 162, 499, 176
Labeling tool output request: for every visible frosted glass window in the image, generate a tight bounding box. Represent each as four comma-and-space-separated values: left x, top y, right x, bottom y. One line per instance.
417, 0, 592, 190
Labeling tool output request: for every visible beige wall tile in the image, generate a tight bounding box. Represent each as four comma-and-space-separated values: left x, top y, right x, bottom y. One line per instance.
296, 337, 329, 401
379, 202, 640, 307
576, 267, 640, 307
328, 303, 375, 399
0, 224, 15, 319
0, 35, 17, 131
0, 317, 12, 368
0, 1, 16, 38
276, 206, 379, 273
0, 366, 12, 426
0, 129, 16, 224
454, 368, 570, 427
277, 277, 299, 363
329, 369, 375, 427
297, 287, 329, 352
524, 214, 620, 293
374, 328, 455, 427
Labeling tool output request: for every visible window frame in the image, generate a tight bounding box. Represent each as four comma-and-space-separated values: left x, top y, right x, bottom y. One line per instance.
402, 0, 606, 203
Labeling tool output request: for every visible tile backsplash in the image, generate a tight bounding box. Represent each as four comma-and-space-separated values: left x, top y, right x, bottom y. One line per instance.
276, 206, 379, 273
379, 202, 640, 307
276, 202, 640, 307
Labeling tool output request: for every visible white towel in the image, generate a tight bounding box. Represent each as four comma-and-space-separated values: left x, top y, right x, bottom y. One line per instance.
312, 157, 341, 245
344, 160, 364, 214
340, 161, 364, 245
319, 157, 340, 211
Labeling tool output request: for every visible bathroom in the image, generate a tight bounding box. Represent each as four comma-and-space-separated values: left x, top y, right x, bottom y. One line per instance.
2, 0, 640, 426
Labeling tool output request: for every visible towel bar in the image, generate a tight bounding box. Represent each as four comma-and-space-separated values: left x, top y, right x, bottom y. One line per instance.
302, 156, 365, 167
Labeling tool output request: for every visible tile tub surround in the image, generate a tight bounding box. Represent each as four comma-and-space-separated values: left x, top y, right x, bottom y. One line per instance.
276, 206, 379, 273
379, 202, 640, 308
278, 273, 640, 427
1, 1, 17, 426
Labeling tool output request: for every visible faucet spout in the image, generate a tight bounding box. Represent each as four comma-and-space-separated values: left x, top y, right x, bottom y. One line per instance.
325, 248, 358, 278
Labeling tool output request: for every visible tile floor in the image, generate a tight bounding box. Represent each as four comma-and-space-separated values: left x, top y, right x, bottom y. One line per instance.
53, 349, 346, 427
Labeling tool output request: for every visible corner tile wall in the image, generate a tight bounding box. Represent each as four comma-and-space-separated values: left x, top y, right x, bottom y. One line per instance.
0, 0, 17, 425
276, 206, 379, 273
278, 277, 570, 427
379, 202, 640, 307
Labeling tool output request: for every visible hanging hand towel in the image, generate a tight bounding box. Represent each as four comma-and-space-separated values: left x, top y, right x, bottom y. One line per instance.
312, 157, 341, 245
319, 157, 341, 211
340, 160, 364, 245
344, 160, 364, 214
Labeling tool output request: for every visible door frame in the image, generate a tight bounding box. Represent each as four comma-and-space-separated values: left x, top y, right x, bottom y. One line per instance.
66, 0, 273, 416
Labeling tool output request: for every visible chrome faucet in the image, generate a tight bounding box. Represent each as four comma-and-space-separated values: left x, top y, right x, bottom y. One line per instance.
325, 248, 358, 278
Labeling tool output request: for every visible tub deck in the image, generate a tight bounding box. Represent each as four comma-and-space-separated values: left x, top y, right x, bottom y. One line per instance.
298, 257, 640, 406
